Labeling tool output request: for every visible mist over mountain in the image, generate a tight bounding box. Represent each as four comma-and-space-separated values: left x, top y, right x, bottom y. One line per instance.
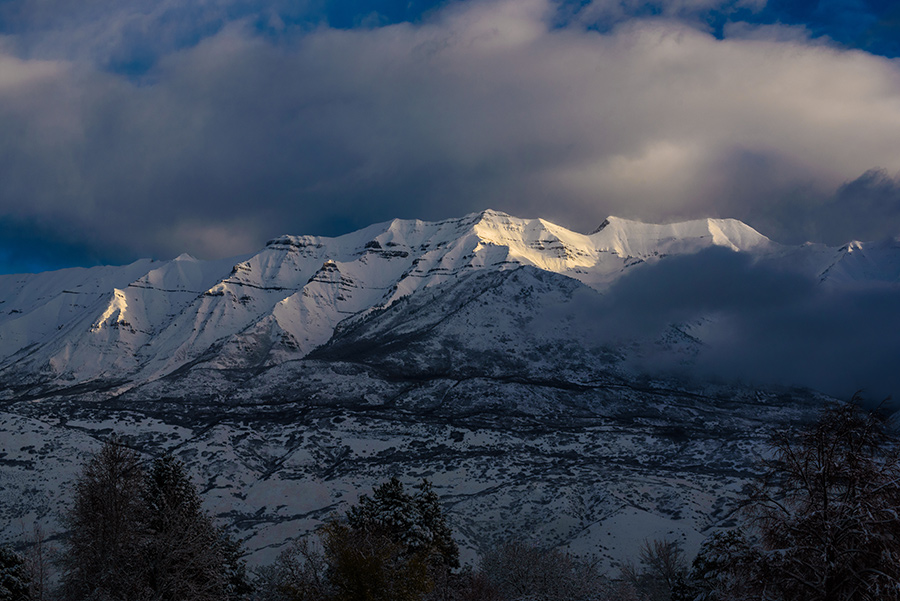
1, 210, 897, 566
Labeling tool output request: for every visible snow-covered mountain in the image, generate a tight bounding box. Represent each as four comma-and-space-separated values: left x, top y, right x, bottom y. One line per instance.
1, 209, 890, 393
1, 210, 898, 567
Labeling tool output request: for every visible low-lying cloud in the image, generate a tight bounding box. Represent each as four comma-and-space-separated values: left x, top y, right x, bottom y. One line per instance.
573, 247, 900, 402
0, 0, 899, 269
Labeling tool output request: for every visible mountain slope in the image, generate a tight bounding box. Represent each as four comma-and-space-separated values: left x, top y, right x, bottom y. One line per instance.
1, 210, 898, 568
5, 209, 890, 396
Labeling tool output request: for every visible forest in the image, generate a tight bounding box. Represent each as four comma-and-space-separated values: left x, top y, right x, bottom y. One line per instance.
2, 402, 899, 601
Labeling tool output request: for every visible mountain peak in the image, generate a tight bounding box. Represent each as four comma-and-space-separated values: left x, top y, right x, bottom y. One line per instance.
587, 215, 771, 257
475, 208, 513, 221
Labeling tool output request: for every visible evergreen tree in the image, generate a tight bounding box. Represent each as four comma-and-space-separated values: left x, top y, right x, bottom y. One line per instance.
683, 529, 762, 601
60, 437, 148, 601
413, 480, 460, 570
0, 546, 30, 601
221, 529, 253, 601
59, 441, 250, 601
143, 453, 250, 601
324, 477, 461, 601
347, 477, 459, 569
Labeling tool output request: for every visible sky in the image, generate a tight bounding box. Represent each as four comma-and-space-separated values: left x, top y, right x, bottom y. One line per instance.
0, 0, 899, 273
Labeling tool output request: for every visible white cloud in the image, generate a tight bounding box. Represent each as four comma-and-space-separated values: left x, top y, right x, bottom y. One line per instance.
0, 0, 899, 262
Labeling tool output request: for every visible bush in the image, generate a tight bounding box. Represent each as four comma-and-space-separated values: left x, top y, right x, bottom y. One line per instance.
479, 540, 607, 601
253, 537, 330, 601
323, 522, 433, 601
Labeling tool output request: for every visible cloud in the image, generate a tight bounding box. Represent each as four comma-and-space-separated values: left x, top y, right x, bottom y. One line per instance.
696, 282, 900, 403
573, 247, 900, 402
0, 0, 899, 271
821, 169, 900, 243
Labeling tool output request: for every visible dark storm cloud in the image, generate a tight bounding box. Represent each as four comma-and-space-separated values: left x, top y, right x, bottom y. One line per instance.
822, 169, 900, 243
751, 168, 900, 246
593, 247, 816, 338
683, 158, 900, 246
697, 281, 900, 403
566, 247, 900, 401
0, 0, 900, 271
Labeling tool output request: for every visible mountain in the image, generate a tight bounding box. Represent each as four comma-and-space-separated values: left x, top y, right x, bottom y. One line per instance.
0, 210, 897, 567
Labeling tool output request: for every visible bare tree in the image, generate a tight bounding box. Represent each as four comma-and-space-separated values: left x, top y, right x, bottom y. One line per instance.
253, 537, 330, 601
59, 441, 250, 601
689, 401, 900, 601
620, 538, 688, 601
23, 525, 53, 601
479, 539, 607, 601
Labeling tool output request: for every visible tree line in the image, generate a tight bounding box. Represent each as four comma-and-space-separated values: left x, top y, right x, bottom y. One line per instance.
3, 401, 900, 601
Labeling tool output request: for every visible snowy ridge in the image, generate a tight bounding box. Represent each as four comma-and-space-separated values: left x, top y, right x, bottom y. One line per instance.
590, 216, 771, 258
0, 210, 896, 391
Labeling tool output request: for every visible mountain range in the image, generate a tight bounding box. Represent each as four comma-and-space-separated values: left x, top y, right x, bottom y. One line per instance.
1, 210, 897, 567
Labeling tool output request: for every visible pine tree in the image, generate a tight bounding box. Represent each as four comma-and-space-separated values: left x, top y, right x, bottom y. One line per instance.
60, 437, 148, 601
324, 477, 461, 601
684, 529, 762, 601
413, 480, 460, 570
143, 454, 250, 601
347, 477, 459, 569
220, 526, 253, 601
0, 546, 30, 601
59, 441, 250, 601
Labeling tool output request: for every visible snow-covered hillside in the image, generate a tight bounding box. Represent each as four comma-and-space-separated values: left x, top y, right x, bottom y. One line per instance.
1, 210, 897, 567
1, 209, 891, 394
